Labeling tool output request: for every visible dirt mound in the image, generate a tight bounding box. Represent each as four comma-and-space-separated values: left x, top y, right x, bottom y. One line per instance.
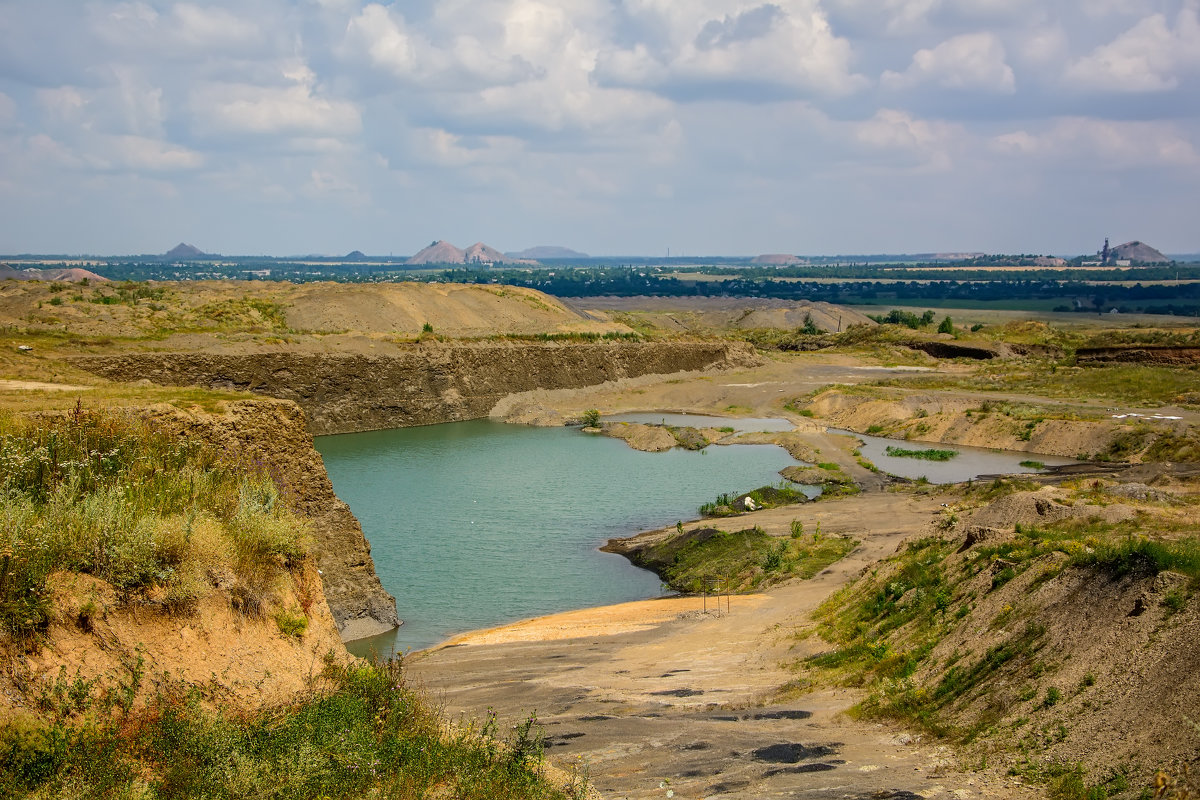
3, 563, 351, 714
572, 296, 877, 335
1076, 346, 1200, 365
967, 488, 1077, 529
601, 421, 677, 452
1112, 240, 1168, 263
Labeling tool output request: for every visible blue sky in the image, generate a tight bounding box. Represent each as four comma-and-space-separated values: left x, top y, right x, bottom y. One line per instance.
1, 0, 1198, 257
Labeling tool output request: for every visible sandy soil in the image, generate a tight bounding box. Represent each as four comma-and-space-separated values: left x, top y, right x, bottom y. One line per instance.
0, 379, 93, 391
410, 494, 1037, 800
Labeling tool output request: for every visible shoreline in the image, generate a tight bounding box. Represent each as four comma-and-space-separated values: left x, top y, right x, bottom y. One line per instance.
423, 592, 771, 651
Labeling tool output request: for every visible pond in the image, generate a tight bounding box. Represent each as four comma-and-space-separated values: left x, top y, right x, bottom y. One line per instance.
604, 412, 797, 432
833, 429, 1076, 484
316, 419, 801, 656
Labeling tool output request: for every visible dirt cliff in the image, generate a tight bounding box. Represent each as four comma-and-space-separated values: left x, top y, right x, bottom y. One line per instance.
143, 400, 398, 640
74, 340, 756, 435
4, 560, 352, 713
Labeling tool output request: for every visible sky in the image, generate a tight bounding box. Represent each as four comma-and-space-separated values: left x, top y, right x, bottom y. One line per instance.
0, 0, 1198, 258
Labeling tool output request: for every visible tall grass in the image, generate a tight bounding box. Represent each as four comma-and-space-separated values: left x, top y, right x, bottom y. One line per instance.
0, 659, 571, 800
0, 405, 310, 635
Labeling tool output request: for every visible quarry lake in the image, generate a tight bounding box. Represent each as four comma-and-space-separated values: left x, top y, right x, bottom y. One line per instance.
316, 419, 799, 656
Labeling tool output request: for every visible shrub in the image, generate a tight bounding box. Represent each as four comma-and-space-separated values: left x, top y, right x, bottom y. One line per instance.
581, 409, 601, 427
0, 407, 312, 637
0, 660, 571, 799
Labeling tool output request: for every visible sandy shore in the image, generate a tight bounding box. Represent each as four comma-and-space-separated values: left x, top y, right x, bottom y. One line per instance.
435, 593, 770, 648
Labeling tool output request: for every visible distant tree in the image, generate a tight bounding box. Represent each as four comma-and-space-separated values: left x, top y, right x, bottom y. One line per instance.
938, 316, 954, 334
921, 309, 936, 326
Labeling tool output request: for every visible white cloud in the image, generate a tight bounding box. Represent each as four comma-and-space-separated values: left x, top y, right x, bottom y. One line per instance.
23, 131, 202, 172
93, 2, 263, 54
595, 1, 868, 97
190, 64, 361, 137
853, 108, 964, 170
992, 117, 1200, 168
1066, 6, 1200, 91
882, 32, 1016, 92
0, 93, 17, 129
107, 134, 204, 171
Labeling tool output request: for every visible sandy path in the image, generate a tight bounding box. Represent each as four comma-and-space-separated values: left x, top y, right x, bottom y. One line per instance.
409, 493, 1035, 799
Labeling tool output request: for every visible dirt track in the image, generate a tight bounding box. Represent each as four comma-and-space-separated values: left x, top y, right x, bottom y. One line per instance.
409, 493, 1036, 800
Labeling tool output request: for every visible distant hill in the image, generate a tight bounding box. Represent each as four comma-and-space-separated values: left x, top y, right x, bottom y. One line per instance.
344, 250, 367, 260
407, 240, 534, 266
0, 265, 108, 282
165, 243, 211, 259
750, 254, 802, 265
464, 242, 506, 264
407, 240, 466, 265
507, 246, 590, 259
1111, 241, 1168, 264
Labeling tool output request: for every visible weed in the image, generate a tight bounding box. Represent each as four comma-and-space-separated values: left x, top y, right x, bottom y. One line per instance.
274, 608, 309, 638
0, 407, 311, 637
0, 659, 570, 799
885, 446, 958, 462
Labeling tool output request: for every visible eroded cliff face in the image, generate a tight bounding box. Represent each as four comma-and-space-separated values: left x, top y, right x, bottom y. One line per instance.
74, 341, 756, 640
76, 340, 756, 434
145, 400, 399, 640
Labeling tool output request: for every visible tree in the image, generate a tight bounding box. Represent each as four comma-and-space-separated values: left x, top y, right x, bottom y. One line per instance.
937, 316, 954, 334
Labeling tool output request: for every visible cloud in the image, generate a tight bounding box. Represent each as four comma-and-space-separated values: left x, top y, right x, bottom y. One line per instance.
1066, 6, 1200, 91
992, 117, 1200, 168
882, 32, 1016, 92
594, 1, 868, 99
853, 108, 964, 170
92, 2, 264, 55
189, 64, 362, 138
24, 131, 203, 172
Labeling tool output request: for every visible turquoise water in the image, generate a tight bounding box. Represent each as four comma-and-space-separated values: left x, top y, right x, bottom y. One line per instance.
832, 429, 1076, 484
605, 412, 796, 432
315, 420, 799, 656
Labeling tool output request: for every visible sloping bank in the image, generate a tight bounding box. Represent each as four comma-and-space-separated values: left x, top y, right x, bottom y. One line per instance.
76, 340, 755, 639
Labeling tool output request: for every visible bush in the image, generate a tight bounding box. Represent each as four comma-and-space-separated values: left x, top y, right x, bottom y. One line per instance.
0, 660, 571, 799
0, 407, 312, 636
581, 409, 601, 427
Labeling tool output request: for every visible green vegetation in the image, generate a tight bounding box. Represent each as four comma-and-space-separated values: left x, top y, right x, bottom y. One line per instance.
800, 505, 1200, 752
0, 405, 310, 638
699, 483, 809, 517
868, 309, 936, 329
493, 331, 642, 343
884, 445, 958, 462
628, 526, 857, 594
195, 297, 289, 331
874, 360, 1200, 408
1019, 460, 1046, 470
0, 659, 571, 800
581, 408, 601, 427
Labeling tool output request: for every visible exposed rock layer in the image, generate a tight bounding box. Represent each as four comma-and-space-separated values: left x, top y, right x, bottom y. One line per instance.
72, 341, 755, 638
75, 340, 756, 435
144, 400, 399, 640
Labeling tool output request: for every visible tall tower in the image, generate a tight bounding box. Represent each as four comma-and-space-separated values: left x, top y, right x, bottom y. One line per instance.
1101, 237, 1110, 264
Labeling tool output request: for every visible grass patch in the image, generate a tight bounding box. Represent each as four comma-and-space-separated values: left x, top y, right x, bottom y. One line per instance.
872, 360, 1200, 408
0, 659, 570, 800
0, 405, 310, 638
624, 527, 856, 594
1019, 460, 1046, 470
884, 446, 958, 461
700, 483, 809, 516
